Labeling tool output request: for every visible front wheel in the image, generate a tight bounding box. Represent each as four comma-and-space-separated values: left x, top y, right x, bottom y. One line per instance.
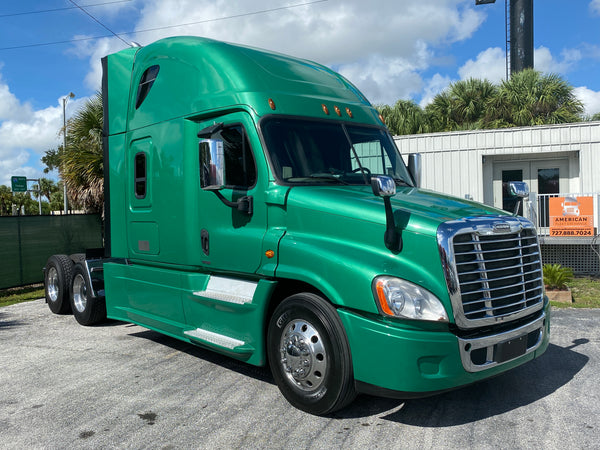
70, 263, 106, 326
267, 293, 356, 415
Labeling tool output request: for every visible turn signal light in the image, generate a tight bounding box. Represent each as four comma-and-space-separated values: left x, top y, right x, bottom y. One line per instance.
265, 250, 275, 259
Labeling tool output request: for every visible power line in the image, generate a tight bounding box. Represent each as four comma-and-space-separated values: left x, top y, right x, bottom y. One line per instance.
0, 0, 329, 51
0, 0, 133, 18
68, 0, 130, 47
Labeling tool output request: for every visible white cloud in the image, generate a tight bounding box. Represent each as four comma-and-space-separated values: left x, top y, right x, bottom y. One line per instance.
590, 0, 600, 14
0, 68, 87, 186
574, 86, 600, 116
458, 47, 506, 82
419, 73, 455, 108
534, 46, 580, 74
0, 72, 32, 122
75, 0, 487, 105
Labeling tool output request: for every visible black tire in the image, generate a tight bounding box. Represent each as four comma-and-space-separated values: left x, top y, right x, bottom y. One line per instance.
267, 293, 356, 415
70, 263, 106, 326
44, 255, 73, 314
69, 253, 86, 264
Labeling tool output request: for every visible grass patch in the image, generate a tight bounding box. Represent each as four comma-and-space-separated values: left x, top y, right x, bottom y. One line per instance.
550, 276, 600, 308
0, 284, 45, 308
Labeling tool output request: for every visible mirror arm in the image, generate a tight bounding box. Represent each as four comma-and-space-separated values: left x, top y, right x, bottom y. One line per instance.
383, 196, 402, 252
213, 191, 253, 215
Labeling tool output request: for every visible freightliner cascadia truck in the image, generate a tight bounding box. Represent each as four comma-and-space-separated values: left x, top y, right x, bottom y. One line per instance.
44, 36, 549, 415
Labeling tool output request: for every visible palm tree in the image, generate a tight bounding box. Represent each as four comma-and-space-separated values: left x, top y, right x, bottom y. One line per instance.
485, 69, 584, 127
61, 92, 104, 212
426, 78, 498, 131
0, 185, 13, 216
378, 100, 432, 135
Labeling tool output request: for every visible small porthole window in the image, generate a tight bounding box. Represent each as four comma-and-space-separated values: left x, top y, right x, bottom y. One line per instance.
134, 152, 147, 198
135, 65, 160, 109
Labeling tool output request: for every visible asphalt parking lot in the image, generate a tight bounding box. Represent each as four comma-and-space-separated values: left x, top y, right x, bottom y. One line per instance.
1, 300, 598, 449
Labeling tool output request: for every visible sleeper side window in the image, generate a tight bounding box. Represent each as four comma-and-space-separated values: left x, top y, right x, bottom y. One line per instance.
134, 152, 147, 198
135, 65, 160, 109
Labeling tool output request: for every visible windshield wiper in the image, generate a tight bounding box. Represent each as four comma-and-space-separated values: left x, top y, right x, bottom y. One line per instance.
393, 178, 413, 187
307, 174, 350, 184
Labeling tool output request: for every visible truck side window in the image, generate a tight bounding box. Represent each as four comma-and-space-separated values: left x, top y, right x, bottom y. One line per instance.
210, 125, 257, 189
134, 152, 147, 198
135, 65, 160, 109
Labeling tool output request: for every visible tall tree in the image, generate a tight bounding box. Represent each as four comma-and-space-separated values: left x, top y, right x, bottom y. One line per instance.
484, 69, 584, 127
378, 100, 432, 135
0, 185, 13, 216
60, 92, 104, 212
426, 78, 498, 131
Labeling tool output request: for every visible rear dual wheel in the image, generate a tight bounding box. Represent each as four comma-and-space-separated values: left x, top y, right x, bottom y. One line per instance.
45, 255, 73, 314
70, 263, 106, 326
267, 293, 356, 415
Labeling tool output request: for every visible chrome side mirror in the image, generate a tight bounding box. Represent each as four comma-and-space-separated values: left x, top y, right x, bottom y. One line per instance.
371, 175, 396, 197
200, 139, 225, 191
509, 181, 529, 199
508, 181, 529, 216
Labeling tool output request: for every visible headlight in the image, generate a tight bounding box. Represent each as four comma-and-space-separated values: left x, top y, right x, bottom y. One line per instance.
373, 276, 448, 322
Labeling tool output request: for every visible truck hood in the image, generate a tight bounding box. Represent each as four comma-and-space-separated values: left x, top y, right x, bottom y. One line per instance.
285, 185, 505, 237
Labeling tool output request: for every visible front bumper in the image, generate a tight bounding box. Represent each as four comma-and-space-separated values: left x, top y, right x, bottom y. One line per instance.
337, 302, 550, 397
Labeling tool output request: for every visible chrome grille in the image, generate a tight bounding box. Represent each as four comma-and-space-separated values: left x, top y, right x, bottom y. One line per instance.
438, 216, 545, 329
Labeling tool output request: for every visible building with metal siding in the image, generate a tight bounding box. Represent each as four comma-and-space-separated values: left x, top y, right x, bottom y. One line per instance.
394, 121, 600, 274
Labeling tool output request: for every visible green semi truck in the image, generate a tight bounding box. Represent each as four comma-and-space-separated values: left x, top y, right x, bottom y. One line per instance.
44, 37, 549, 415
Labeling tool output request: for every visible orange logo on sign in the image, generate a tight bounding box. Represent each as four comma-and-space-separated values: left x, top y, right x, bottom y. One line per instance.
549, 196, 594, 237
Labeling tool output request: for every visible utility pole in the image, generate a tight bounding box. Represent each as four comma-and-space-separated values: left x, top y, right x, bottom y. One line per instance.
475, 0, 534, 77
62, 92, 75, 214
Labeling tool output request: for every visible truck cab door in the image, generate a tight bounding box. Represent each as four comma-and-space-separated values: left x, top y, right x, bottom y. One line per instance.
195, 112, 268, 275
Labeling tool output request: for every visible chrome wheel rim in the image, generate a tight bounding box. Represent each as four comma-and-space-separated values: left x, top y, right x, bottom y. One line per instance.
47, 267, 59, 302
72, 274, 87, 313
279, 319, 327, 392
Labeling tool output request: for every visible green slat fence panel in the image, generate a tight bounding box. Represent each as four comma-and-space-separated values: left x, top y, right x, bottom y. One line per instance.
0, 214, 103, 289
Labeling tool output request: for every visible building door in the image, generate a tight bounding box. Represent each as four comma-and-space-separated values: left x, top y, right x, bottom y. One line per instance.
493, 159, 569, 223
530, 159, 569, 230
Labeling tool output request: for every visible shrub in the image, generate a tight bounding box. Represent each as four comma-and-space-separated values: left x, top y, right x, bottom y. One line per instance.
543, 264, 574, 290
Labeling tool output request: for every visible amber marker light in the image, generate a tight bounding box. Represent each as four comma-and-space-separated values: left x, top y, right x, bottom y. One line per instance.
268, 98, 276, 110
345, 107, 353, 118
265, 250, 275, 259
334, 105, 342, 116
322, 104, 330, 115
378, 113, 385, 124
375, 280, 394, 316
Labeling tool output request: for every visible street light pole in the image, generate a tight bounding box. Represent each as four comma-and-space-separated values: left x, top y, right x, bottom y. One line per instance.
62, 92, 75, 214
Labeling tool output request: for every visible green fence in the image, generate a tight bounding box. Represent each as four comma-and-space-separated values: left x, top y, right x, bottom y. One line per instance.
0, 214, 103, 289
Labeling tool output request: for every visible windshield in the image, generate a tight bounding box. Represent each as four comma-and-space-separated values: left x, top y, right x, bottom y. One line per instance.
261, 117, 413, 186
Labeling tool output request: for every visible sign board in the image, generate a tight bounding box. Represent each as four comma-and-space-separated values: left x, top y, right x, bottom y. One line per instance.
11, 176, 27, 192
549, 196, 594, 237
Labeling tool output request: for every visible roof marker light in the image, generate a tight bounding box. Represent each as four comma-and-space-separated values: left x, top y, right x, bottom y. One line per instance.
334, 106, 342, 116
322, 104, 330, 115
345, 107, 353, 118
268, 98, 276, 110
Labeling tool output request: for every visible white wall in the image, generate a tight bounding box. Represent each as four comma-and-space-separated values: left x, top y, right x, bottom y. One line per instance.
395, 121, 600, 204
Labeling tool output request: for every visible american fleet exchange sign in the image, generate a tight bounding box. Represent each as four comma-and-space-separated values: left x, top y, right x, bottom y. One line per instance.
549, 196, 595, 237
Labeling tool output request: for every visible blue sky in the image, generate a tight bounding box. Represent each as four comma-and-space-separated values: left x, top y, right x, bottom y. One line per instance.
1, 0, 600, 187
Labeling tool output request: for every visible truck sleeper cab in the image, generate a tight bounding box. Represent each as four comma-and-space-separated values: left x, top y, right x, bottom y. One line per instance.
44, 36, 549, 415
